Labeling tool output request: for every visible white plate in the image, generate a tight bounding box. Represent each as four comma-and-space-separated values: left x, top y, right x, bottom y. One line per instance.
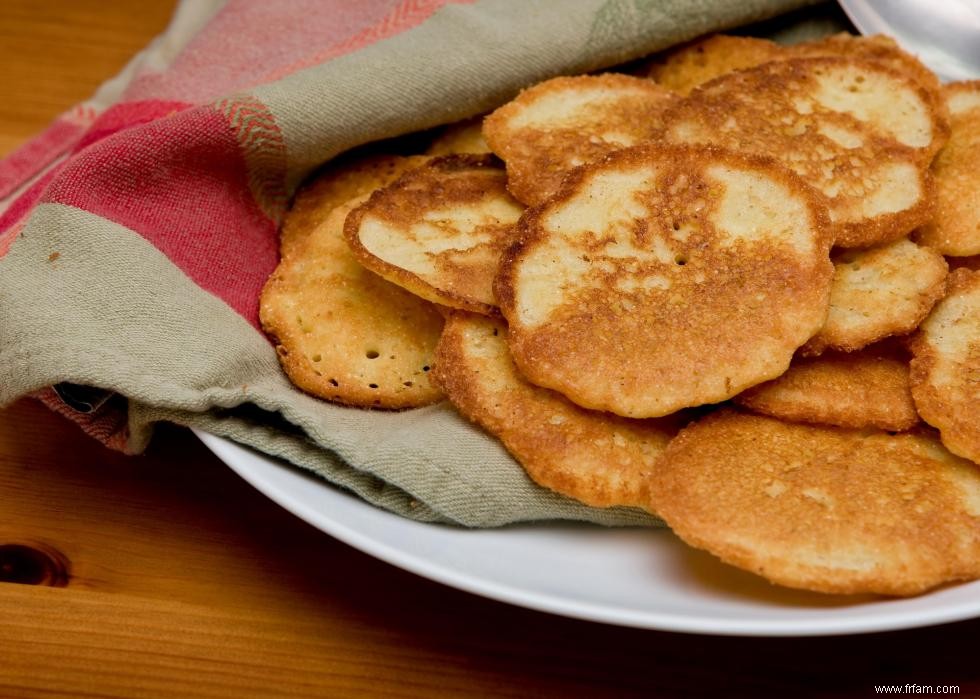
196, 431, 980, 636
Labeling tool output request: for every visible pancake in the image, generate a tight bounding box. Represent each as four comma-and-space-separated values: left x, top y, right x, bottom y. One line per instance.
260, 196, 444, 408
648, 410, 980, 595
735, 342, 918, 431
345, 154, 523, 315
915, 81, 980, 257
644, 34, 789, 94
803, 238, 948, 355
496, 143, 834, 418
792, 33, 945, 128
660, 57, 941, 248
433, 312, 679, 508
280, 153, 429, 259
910, 268, 980, 464
645, 33, 946, 138
483, 73, 679, 206
426, 116, 491, 156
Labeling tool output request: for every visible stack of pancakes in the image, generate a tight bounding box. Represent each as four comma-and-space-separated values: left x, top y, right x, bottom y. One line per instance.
260, 33, 980, 597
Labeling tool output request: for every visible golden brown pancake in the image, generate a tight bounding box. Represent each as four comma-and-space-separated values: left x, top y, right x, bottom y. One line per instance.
793, 33, 945, 125
280, 154, 429, 259
345, 154, 523, 315
434, 312, 679, 508
483, 73, 679, 206
944, 79, 980, 114
496, 143, 834, 418
644, 34, 788, 94
261, 196, 444, 408
648, 410, 980, 595
426, 116, 491, 156
645, 33, 946, 136
660, 57, 941, 248
910, 268, 980, 464
803, 238, 948, 355
736, 342, 918, 431
914, 81, 980, 256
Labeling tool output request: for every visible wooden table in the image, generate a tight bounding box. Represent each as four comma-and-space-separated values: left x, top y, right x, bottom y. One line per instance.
2, 2, 980, 697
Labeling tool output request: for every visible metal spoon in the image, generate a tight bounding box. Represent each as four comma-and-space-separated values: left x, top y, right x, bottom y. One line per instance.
837, 0, 980, 82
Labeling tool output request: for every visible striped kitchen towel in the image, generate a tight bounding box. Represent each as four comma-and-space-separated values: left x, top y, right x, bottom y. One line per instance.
0, 0, 821, 526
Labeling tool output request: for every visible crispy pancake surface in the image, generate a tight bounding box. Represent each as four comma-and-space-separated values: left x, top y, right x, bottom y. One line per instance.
426, 117, 490, 156
644, 34, 788, 94
483, 74, 678, 206
434, 313, 678, 508
261, 196, 444, 408
280, 154, 428, 259
803, 238, 948, 355
735, 343, 918, 431
497, 144, 834, 418
793, 34, 944, 116
647, 33, 946, 132
661, 57, 940, 248
345, 155, 523, 315
910, 268, 980, 464
648, 410, 980, 595
915, 81, 980, 256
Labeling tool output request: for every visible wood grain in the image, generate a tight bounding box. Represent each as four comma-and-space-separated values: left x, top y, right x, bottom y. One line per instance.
3, 1, 980, 697
0, 0, 177, 157
3, 395, 980, 698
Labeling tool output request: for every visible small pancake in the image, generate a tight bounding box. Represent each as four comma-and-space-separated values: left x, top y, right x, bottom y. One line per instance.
280, 153, 429, 259
803, 238, 948, 355
736, 342, 918, 431
426, 117, 491, 156
792, 34, 945, 129
496, 144, 833, 418
260, 196, 444, 408
645, 33, 946, 139
344, 154, 523, 315
648, 410, 980, 596
661, 57, 940, 248
910, 268, 980, 464
434, 313, 679, 508
644, 34, 789, 94
914, 81, 980, 257
945, 80, 980, 115
483, 74, 679, 206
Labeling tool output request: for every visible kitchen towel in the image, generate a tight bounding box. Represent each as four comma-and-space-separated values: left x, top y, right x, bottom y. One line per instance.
1, 0, 824, 526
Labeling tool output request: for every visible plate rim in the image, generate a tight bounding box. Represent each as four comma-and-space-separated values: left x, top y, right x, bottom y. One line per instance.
195, 429, 980, 637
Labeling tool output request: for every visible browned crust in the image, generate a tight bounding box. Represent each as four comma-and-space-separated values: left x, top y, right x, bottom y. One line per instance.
642, 34, 789, 94
261, 198, 445, 409
433, 312, 679, 508
648, 410, 980, 596
426, 116, 490, 156
802, 239, 949, 355
344, 154, 519, 316
909, 268, 980, 463
495, 143, 834, 418
660, 56, 941, 249
914, 82, 980, 256
790, 33, 949, 154
280, 154, 430, 259
832, 170, 935, 249
944, 79, 980, 109
735, 342, 919, 431
643, 33, 948, 157
713, 54, 945, 158
483, 73, 679, 206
